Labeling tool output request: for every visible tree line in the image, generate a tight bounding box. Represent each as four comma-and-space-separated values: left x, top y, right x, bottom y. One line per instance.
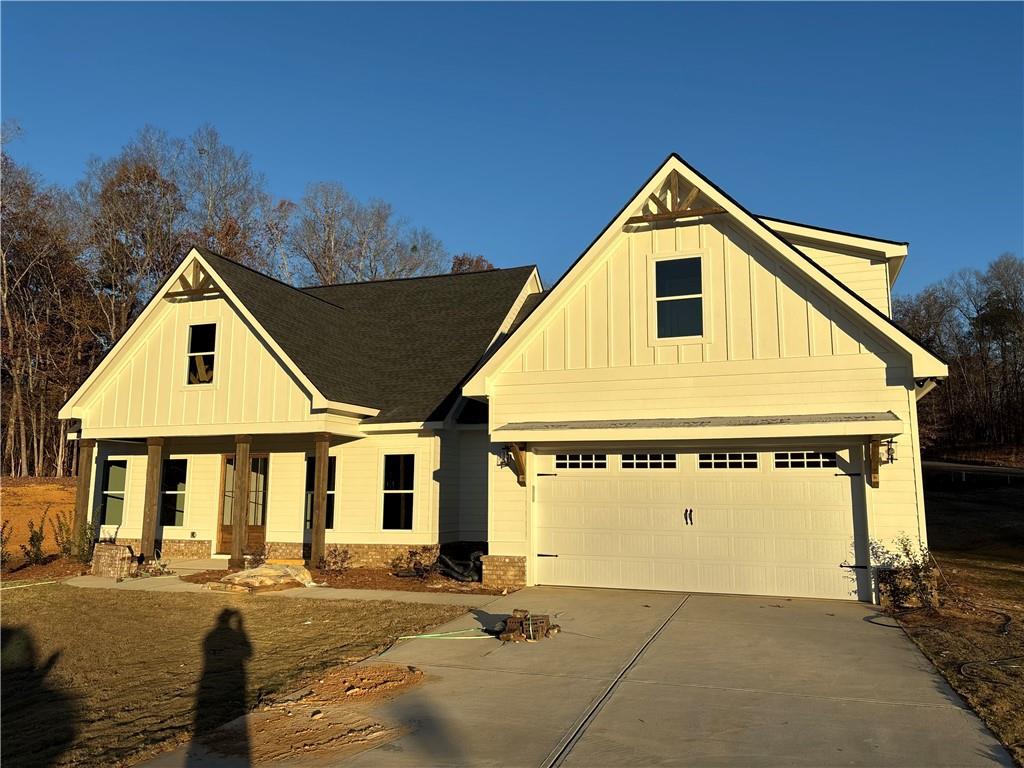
1, 122, 491, 477
893, 253, 1024, 455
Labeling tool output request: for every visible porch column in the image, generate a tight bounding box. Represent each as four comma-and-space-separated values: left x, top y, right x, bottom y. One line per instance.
140, 437, 165, 560
229, 435, 252, 569
309, 432, 331, 568
73, 438, 97, 535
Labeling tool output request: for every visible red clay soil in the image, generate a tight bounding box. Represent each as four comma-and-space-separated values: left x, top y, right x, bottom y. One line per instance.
182, 566, 506, 594
1, 556, 90, 582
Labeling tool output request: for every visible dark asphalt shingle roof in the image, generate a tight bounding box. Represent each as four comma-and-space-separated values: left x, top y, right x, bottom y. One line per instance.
197, 248, 535, 422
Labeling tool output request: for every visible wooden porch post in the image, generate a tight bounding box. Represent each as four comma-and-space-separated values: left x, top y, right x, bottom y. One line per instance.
73, 438, 97, 534
140, 437, 165, 560
309, 432, 331, 568
229, 435, 252, 569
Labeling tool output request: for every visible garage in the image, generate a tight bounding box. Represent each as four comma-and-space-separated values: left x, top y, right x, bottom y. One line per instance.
535, 447, 864, 600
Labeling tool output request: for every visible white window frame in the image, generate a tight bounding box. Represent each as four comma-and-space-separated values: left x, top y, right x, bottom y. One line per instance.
697, 452, 759, 470
99, 458, 128, 526
554, 453, 608, 470
621, 453, 677, 470
773, 451, 839, 469
380, 453, 415, 531
648, 251, 709, 346
185, 322, 218, 389
159, 457, 189, 528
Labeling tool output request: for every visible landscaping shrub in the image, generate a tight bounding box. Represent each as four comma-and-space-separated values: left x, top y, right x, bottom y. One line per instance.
54, 511, 74, 559
1, 520, 12, 570
321, 546, 352, 573
19, 514, 48, 566
869, 535, 938, 610
74, 517, 96, 564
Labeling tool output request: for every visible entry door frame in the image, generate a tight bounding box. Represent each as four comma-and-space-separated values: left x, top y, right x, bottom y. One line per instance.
216, 452, 270, 555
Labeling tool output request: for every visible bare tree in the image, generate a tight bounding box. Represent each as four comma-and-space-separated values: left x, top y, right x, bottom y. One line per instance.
451, 253, 495, 273
289, 182, 447, 285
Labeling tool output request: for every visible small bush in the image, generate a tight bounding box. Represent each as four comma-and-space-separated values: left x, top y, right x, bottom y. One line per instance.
389, 546, 434, 579
54, 511, 74, 559
869, 535, 937, 610
1, 520, 12, 570
321, 546, 352, 573
19, 513, 48, 566
246, 544, 269, 569
74, 517, 96, 564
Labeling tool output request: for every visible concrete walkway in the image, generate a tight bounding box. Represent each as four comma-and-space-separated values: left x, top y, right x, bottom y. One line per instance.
65, 573, 496, 606
145, 587, 1012, 767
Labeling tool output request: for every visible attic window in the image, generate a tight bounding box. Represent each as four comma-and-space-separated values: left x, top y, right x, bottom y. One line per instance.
187, 324, 216, 385
655, 257, 703, 338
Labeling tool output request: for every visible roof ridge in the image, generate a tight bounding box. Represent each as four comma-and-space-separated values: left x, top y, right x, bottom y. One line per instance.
301, 264, 537, 290
193, 246, 360, 316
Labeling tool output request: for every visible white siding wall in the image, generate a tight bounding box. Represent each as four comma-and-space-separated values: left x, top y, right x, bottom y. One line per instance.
76, 296, 316, 433
795, 240, 893, 316
483, 218, 927, 568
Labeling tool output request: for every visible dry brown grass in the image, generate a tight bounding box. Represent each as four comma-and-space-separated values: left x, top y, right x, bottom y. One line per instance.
0, 584, 464, 767
901, 480, 1024, 766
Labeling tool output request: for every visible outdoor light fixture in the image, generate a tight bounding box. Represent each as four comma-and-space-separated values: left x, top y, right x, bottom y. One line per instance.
882, 438, 897, 464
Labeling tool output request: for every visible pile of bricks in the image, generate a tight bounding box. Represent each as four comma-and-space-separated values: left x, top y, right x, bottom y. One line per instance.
498, 608, 561, 643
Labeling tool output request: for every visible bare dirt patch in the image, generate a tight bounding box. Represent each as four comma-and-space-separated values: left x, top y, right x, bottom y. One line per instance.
0, 583, 464, 767
1, 556, 90, 582
1, 479, 75, 566
901, 478, 1024, 765
183, 566, 506, 595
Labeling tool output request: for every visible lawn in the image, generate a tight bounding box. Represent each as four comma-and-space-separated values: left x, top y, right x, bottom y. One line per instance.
0, 584, 464, 768
901, 470, 1024, 766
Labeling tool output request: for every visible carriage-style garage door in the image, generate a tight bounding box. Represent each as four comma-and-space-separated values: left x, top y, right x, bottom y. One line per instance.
535, 449, 860, 600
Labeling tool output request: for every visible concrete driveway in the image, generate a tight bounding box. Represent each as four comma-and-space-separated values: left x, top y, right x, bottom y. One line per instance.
344, 587, 1010, 768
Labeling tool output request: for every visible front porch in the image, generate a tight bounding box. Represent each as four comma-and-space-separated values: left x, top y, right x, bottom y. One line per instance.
72, 429, 444, 570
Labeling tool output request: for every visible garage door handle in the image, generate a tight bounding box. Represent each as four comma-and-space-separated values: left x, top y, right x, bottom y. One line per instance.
683, 508, 693, 526
537, 553, 559, 558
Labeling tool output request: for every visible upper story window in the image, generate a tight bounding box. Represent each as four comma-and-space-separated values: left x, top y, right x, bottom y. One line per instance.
187, 323, 216, 385
655, 256, 703, 338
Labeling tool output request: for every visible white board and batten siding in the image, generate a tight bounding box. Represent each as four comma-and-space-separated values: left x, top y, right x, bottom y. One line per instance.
484, 218, 928, 596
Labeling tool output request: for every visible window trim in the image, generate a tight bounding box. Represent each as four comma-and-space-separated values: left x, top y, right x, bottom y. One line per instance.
99, 458, 128, 526
185, 322, 218, 388
554, 453, 608, 470
773, 451, 839, 470
381, 453, 415, 531
304, 455, 337, 530
159, 458, 188, 528
621, 453, 677, 470
648, 250, 709, 346
697, 452, 760, 470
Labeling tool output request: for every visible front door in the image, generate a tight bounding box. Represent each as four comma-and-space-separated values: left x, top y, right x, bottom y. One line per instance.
218, 455, 269, 555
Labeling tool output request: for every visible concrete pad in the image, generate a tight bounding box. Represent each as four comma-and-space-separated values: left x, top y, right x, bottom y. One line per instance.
627, 593, 954, 705
564, 678, 1011, 767
66, 574, 207, 592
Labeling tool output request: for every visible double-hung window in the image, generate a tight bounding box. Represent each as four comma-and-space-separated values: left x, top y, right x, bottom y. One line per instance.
304, 456, 337, 529
382, 454, 414, 530
654, 256, 703, 338
160, 459, 188, 526
100, 460, 127, 525
187, 323, 216, 385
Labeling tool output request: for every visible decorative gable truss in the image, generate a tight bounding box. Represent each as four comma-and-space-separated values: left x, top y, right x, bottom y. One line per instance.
164, 259, 224, 300
625, 169, 724, 226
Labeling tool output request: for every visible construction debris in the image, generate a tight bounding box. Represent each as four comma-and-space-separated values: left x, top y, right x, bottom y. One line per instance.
204, 564, 314, 594
498, 608, 561, 642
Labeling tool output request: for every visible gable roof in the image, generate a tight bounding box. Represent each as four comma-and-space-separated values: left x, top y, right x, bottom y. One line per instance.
464, 153, 946, 395
303, 266, 538, 421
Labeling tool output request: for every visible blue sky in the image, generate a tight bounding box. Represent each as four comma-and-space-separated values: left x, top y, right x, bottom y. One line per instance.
3, 2, 1021, 293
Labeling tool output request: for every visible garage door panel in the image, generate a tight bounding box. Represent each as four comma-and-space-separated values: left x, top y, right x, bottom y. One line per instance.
535, 449, 859, 600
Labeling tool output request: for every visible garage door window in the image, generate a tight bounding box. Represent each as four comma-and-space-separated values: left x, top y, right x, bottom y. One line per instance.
555, 454, 607, 469
774, 451, 838, 469
698, 452, 758, 469
622, 453, 677, 469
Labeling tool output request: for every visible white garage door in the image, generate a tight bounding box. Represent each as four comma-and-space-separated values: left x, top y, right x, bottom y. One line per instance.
535, 449, 860, 600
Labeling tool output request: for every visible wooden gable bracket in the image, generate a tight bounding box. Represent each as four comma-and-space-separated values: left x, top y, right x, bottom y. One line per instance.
625, 170, 725, 226
508, 443, 527, 487
164, 261, 223, 300
867, 439, 881, 489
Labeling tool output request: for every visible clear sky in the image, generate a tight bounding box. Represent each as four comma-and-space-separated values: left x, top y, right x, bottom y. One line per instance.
3, 2, 1021, 293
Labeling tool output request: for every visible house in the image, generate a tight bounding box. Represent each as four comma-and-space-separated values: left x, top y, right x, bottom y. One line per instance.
61, 153, 946, 602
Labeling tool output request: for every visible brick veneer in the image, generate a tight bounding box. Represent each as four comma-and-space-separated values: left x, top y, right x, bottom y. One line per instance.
92, 542, 136, 580
266, 542, 441, 568
481, 555, 526, 589
157, 539, 213, 560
